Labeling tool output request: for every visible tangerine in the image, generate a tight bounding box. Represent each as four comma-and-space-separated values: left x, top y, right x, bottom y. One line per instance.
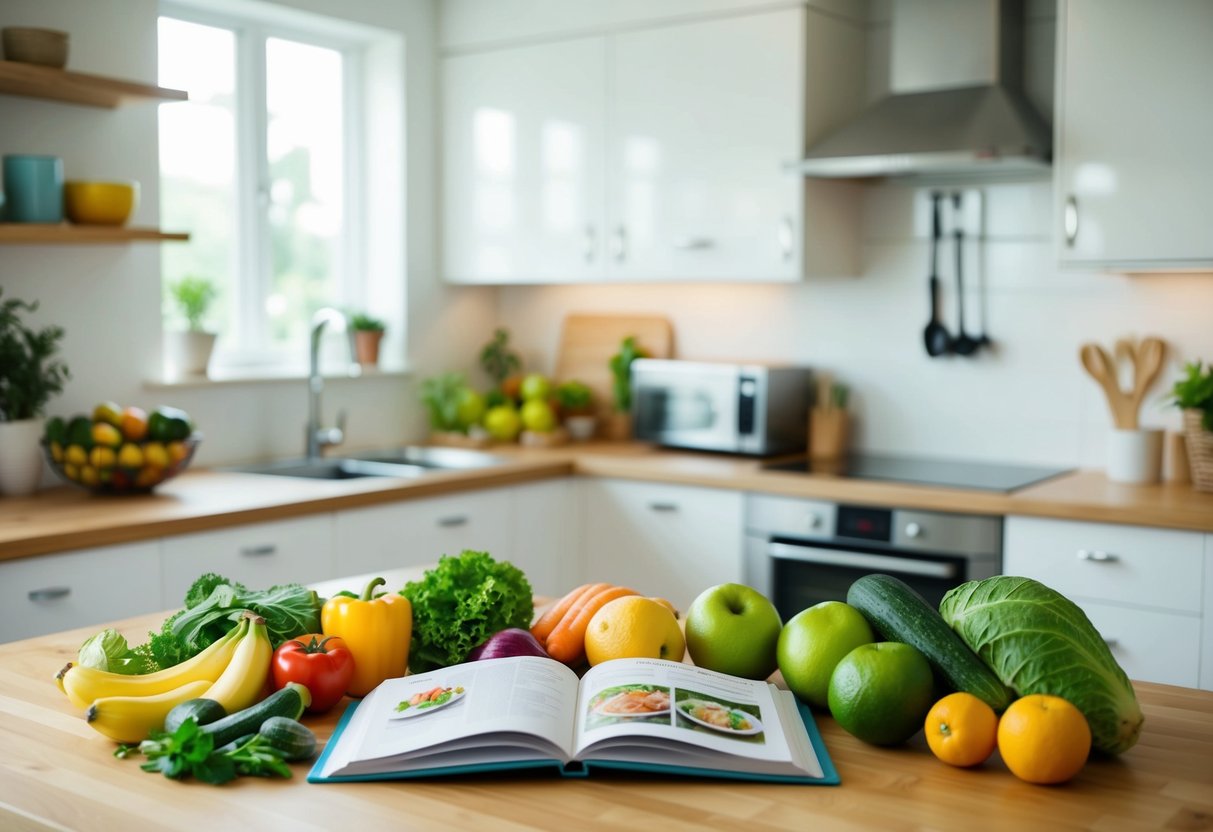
998, 694, 1091, 784
925, 692, 998, 767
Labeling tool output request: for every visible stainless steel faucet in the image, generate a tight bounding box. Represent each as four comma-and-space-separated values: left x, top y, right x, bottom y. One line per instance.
306, 307, 353, 460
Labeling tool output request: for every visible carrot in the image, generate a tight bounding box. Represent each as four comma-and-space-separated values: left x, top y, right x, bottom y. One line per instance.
545, 585, 639, 665
531, 583, 605, 643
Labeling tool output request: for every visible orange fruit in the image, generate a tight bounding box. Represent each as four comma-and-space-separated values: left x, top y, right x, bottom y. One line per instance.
120, 406, 149, 441
925, 692, 998, 767
584, 596, 685, 666
998, 694, 1091, 784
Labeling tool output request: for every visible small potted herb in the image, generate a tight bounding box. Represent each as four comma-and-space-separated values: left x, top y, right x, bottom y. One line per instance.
479, 328, 523, 401
555, 380, 596, 441
420, 372, 490, 447
606, 336, 645, 440
1170, 360, 1213, 492
164, 275, 218, 379
0, 289, 70, 495
349, 312, 387, 368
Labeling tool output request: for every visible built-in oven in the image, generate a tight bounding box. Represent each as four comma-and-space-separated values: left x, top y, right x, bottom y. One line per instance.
743, 494, 1001, 619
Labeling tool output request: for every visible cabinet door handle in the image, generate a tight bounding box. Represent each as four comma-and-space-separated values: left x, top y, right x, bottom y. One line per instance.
584, 225, 597, 263
240, 544, 278, 557
28, 586, 71, 602
1077, 549, 1118, 563
673, 237, 714, 251
612, 226, 627, 263
778, 216, 794, 261
1064, 195, 1079, 246
438, 515, 469, 528
648, 502, 679, 513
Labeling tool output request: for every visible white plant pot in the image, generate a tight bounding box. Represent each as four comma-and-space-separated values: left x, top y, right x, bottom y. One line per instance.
0, 419, 45, 496
565, 415, 597, 442
164, 331, 217, 380
1106, 428, 1164, 484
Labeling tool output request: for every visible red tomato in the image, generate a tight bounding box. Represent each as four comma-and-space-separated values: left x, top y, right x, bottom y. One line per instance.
271, 634, 355, 713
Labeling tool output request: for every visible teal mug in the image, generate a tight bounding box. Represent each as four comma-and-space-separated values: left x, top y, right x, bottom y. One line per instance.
2, 154, 64, 222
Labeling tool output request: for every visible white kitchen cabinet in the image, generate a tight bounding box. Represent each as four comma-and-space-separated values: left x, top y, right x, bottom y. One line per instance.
510, 478, 583, 597
1204, 534, 1213, 691
0, 542, 163, 643
442, 37, 607, 284
1004, 516, 1208, 689
161, 516, 335, 602
334, 488, 515, 576
1055, 0, 1213, 270
580, 478, 743, 610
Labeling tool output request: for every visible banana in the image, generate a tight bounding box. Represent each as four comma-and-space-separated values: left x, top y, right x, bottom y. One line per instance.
203, 613, 272, 714
85, 679, 212, 743
58, 617, 250, 710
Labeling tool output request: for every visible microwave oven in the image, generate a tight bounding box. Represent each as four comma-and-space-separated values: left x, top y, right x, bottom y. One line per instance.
631, 360, 812, 456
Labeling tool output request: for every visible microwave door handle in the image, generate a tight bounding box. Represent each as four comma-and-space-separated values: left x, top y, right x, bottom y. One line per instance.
767, 542, 959, 579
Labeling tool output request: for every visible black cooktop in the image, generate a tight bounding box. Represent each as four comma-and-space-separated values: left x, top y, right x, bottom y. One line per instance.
764, 453, 1072, 493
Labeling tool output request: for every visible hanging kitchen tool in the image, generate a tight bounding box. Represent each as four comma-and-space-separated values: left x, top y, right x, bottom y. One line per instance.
950, 192, 979, 356
922, 192, 952, 357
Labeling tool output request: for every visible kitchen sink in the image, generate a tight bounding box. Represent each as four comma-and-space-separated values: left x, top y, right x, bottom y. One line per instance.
227, 446, 507, 480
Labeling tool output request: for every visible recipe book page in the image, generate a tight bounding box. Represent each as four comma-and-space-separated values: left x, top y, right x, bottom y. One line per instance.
571, 658, 824, 778
317, 656, 581, 778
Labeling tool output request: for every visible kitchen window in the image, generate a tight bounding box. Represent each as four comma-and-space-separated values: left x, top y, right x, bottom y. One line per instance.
157, 4, 403, 375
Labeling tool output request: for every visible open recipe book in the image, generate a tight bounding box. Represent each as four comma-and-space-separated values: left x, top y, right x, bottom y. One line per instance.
309, 656, 838, 784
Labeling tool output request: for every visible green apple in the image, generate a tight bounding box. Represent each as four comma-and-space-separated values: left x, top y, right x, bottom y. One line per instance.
519, 373, 551, 402
483, 404, 522, 441
777, 601, 874, 708
455, 387, 486, 429
520, 398, 556, 432
684, 583, 782, 680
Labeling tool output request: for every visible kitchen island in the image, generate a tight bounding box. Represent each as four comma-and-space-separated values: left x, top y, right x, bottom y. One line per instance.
2, 610, 1211, 831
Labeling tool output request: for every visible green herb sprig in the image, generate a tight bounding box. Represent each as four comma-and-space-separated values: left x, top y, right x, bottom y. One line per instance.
117, 718, 292, 785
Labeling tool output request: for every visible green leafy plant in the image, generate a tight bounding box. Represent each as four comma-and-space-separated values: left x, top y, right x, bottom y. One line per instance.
0, 289, 71, 422
116, 717, 293, 785
168, 276, 218, 332
420, 372, 470, 433
608, 336, 644, 412
349, 312, 386, 333
479, 328, 521, 386
555, 380, 593, 414
1170, 360, 1213, 431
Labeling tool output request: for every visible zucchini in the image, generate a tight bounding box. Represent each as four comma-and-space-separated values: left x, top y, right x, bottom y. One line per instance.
200, 682, 310, 748
847, 574, 1015, 713
259, 717, 317, 761
214, 733, 257, 755
164, 698, 227, 734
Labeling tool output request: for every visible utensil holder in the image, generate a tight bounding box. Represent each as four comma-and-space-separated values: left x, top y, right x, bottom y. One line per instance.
1106, 428, 1163, 484
809, 408, 849, 461
1182, 410, 1213, 493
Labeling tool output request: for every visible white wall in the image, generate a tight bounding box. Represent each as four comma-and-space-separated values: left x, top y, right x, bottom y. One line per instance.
0, 0, 497, 470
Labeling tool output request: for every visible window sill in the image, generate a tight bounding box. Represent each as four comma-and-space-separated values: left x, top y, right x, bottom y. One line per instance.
143, 364, 412, 390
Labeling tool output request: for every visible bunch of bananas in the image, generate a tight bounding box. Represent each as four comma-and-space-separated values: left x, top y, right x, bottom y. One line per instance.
56, 613, 273, 743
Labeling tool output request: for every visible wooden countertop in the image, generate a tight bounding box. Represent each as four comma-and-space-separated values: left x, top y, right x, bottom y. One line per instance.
1, 443, 1210, 562
2, 610, 1211, 831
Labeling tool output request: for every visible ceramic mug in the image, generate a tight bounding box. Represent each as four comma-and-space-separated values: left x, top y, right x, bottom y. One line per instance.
2, 154, 64, 222
1106, 428, 1164, 484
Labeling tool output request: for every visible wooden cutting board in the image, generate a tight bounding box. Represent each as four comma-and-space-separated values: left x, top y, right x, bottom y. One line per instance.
554, 313, 674, 413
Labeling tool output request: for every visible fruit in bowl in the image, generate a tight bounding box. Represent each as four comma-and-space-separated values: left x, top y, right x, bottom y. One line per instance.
43, 403, 199, 493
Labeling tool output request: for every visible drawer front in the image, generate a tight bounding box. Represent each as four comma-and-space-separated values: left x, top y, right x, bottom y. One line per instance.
162, 516, 335, 602
0, 542, 163, 643
1004, 516, 1204, 613
1078, 600, 1201, 688
335, 489, 514, 576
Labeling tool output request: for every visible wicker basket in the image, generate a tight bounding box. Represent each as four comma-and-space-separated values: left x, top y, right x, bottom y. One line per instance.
1183, 409, 1213, 493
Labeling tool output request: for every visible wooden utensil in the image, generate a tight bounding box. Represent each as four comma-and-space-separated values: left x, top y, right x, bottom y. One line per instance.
1080, 342, 1134, 429
1127, 337, 1166, 426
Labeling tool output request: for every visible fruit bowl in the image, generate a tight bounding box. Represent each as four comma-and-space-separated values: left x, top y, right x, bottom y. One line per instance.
43, 433, 201, 494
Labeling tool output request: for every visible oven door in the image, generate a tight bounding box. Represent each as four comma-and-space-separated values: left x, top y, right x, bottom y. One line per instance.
632, 363, 740, 451
764, 539, 967, 619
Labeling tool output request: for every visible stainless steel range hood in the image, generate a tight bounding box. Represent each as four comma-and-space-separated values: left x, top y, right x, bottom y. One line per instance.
794, 0, 1051, 180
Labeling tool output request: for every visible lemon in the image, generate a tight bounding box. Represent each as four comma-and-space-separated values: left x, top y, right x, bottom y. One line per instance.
828, 642, 934, 746
90, 446, 117, 470
91, 422, 122, 448
117, 443, 145, 469
585, 596, 686, 666
777, 601, 874, 708
65, 444, 88, 467
143, 442, 169, 469
79, 465, 100, 487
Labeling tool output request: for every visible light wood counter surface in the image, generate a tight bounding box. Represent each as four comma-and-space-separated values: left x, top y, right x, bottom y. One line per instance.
1, 610, 1211, 831
1, 442, 1210, 562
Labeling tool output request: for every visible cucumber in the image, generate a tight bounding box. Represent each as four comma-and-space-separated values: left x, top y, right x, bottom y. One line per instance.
847, 574, 1015, 713
200, 682, 310, 749
259, 717, 317, 761
164, 698, 227, 734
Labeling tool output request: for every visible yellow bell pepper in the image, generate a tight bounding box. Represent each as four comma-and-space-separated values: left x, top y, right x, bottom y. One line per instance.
321, 577, 412, 697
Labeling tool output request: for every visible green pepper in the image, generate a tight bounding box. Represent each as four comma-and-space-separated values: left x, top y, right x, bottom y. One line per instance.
148, 406, 193, 441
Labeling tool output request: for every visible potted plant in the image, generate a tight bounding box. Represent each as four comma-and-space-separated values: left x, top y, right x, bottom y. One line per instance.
479, 327, 522, 403
556, 380, 596, 441
164, 275, 218, 379
1170, 360, 1213, 492
0, 290, 70, 496
606, 336, 644, 440
350, 312, 387, 368
420, 371, 490, 448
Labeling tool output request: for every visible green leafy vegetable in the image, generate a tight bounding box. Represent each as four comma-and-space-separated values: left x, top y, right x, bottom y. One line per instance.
121, 717, 292, 785
402, 550, 534, 673
939, 576, 1144, 755
77, 629, 154, 675
1170, 360, 1213, 431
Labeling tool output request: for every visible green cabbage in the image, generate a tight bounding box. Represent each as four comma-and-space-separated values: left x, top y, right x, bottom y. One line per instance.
939, 576, 1143, 755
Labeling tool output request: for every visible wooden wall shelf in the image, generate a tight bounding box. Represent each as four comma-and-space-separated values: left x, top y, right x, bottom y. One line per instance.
0, 59, 187, 108
0, 224, 189, 244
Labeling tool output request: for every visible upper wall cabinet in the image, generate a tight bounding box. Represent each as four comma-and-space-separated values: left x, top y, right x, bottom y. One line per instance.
1056, 0, 1213, 271
441, 7, 864, 284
